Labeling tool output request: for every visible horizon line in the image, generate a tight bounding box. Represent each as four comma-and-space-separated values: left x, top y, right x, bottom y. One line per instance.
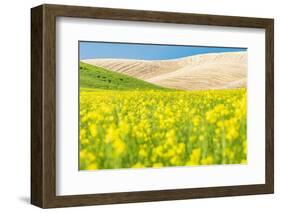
79, 41, 247, 61
81, 50, 247, 62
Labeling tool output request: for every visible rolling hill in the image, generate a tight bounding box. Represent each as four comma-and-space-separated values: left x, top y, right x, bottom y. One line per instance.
82, 51, 247, 91
79, 62, 171, 91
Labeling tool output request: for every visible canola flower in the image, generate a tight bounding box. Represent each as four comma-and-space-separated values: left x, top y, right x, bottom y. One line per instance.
79, 88, 247, 170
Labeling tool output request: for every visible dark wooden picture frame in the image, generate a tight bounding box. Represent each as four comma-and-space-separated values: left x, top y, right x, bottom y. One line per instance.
31, 4, 274, 208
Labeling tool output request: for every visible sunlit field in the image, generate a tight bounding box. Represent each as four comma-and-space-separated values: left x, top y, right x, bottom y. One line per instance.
79, 88, 247, 170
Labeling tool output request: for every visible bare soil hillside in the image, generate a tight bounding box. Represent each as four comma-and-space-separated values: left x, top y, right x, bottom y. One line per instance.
82, 51, 247, 91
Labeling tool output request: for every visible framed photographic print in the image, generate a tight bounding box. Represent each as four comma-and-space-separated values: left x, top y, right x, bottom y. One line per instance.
31, 4, 274, 208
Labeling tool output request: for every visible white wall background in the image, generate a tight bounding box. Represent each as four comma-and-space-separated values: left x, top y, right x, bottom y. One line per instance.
0, 0, 279, 211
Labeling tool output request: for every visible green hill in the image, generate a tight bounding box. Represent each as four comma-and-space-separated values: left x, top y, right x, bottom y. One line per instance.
80, 62, 171, 91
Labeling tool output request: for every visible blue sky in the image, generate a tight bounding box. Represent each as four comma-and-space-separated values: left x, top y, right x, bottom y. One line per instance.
79, 41, 247, 60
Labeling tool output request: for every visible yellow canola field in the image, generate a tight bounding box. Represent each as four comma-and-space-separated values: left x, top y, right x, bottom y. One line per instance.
79, 89, 247, 170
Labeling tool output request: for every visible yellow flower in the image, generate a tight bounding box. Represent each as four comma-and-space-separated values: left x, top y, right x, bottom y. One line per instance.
105, 125, 118, 143
165, 149, 176, 158
113, 139, 126, 155
176, 143, 185, 154
166, 130, 176, 145
199, 135, 205, 141
119, 120, 130, 134
216, 121, 224, 127
224, 148, 234, 161
80, 150, 96, 162
155, 146, 164, 156
170, 156, 179, 165
206, 111, 216, 123
201, 156, 214, 165
153, 163, 163, 168
226, 127, 238, 141
133, 162, 144, 168
192, 116, 201, 126
186, 148, 201, 166
80, 150, 87, 159
89, 124, 98, 137
87, 163, 98, 170
80, 129, 86, 140
139, 148, 148, 157
215, 128, 221, 135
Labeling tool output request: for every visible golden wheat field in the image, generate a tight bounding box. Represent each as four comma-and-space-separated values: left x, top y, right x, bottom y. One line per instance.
79, 88, 247, 170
